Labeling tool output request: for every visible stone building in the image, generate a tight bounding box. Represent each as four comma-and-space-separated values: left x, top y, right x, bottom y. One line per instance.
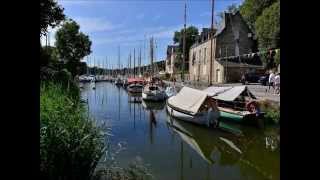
165, 45, 179, 75
189, 11, 263, 83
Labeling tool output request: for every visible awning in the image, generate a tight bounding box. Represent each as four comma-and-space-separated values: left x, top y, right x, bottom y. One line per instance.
168, 87, 208, 115
127, 78, 144, 84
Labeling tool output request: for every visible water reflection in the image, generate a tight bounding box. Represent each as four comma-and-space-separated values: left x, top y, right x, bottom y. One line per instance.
80, 82, 279, 180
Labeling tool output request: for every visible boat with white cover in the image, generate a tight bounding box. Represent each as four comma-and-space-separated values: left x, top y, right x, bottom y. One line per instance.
166, 86, 220, 127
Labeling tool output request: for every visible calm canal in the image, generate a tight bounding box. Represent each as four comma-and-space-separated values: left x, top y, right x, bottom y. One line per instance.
80, 82, 280, 180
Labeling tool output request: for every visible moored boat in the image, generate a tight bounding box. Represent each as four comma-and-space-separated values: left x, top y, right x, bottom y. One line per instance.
166, 86, 220, 127
142, 84, 166, 101
203, 86, 265, 126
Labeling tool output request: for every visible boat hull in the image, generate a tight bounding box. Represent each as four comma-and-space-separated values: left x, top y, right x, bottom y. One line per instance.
166, 103, 220, 126
219, 109, 265, 127
142, 91, 166, 101
127, 86, 143, 93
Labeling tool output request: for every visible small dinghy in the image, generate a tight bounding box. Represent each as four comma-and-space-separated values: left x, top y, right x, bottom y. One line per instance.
166, 86, 220, 127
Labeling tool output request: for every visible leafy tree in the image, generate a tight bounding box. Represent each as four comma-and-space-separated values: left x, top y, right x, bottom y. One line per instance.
55, 19, 92, 76
255, 0, 280, 49
239, 0, 277, 32
173, 26, 199, 70
40, 0, 65, 36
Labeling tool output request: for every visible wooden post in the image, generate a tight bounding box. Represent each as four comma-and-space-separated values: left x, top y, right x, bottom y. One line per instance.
209, 0, 215, 85
182, 0, 187, 82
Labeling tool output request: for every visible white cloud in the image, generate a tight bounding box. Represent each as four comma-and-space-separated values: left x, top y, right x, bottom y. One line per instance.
73, 17, 123, 33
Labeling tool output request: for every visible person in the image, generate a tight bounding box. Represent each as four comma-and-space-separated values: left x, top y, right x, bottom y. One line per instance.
274, 73, 280, 95
268, 71, 275, 92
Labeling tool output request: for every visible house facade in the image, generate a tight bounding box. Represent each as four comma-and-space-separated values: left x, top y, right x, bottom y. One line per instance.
165, 45, 179, 75
189, 11, 262, 83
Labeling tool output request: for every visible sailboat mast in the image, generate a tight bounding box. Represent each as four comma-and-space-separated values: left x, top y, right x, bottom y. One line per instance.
150, 37, 154, 76
134, 48, 136, 78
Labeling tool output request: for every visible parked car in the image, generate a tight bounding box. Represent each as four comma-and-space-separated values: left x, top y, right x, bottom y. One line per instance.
240, 73, 261, 84
258, 74, 269, 86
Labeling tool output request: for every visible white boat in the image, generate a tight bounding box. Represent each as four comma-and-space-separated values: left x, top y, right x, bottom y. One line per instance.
127, 83, 143, 93
114, 78, 122, 86
166, 86, 220, 127
165, 86, 177, 98
142, 84, 166, 101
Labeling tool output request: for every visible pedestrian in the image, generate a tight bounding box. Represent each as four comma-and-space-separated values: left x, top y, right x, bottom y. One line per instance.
274, 73, 280, 95
268, 70, 275, 92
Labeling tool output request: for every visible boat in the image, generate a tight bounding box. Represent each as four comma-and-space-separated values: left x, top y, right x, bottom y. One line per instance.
90, 79, 96, 90
142, 100, 166, 110
127, 83, 143, 93
166, 86, 220, 127
142, 84, 166, 101
114, 78, 123, 86
203, 85, 265, 126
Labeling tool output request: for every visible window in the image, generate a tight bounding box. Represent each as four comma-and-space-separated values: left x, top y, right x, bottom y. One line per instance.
192, 52, 196, 65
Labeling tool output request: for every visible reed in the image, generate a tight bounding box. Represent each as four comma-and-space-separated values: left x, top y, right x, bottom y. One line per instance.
40, 82, 106, 180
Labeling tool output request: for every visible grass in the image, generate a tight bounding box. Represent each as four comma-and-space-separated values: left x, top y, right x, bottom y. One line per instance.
40, 82, 106, 180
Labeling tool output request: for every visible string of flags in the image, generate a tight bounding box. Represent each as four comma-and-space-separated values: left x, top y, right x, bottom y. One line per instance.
216, 48, 280, 61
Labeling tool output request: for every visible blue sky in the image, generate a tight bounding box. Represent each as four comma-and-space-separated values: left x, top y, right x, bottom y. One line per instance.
42, 0, 243, 68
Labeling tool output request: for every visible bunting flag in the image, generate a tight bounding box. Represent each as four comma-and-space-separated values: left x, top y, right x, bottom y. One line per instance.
215, 48, 279, 62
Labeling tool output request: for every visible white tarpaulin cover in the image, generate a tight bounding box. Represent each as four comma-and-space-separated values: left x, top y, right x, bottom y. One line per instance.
168, 86, 208, 115
204, 85, 255, 101
203, 86, 233, 97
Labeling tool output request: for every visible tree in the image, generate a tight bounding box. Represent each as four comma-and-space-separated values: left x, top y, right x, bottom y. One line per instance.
55, 19, 92, 77
239, 0, 277, 32
255, 0, 280, 49
40, 0, 65, 36
173, 26, 199, 70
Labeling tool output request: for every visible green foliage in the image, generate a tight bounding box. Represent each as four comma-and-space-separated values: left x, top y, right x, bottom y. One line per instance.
259, 100, 280, 124
40, 0, 65, 35
40, 82, 106, 180
93, 159, 153, 180
255, 1, 280, 49
55, 19, 92, 76
173, 26, 199, 66
239, 0, 277, 32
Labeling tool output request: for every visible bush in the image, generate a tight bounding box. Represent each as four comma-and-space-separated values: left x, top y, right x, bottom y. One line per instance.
259, 100, 280, 124
40, 82, 106, 180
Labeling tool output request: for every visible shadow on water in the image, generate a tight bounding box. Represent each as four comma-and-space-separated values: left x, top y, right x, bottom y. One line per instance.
80, 82, 279, 180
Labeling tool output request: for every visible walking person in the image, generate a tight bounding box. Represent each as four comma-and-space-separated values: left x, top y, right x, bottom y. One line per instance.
274, 73, 280, 95
268, 70, 275, 93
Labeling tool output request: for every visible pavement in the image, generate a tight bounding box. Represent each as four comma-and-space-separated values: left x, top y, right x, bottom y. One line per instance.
163, 80, 280, 104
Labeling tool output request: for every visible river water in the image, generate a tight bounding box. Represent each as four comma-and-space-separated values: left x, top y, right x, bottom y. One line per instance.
80, 82, 280, 180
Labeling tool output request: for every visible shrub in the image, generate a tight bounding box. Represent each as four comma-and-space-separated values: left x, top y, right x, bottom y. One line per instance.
259, 99, 280, 124
40, 82, 106, 180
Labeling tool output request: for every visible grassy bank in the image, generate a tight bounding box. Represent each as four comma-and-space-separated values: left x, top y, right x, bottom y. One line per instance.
40, 82, 106, 180
259, 100, 280, 124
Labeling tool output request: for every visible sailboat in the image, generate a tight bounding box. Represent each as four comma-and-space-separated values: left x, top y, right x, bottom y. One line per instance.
127, 48, 144, 93
142, 37, 166, 101
114, 46, 123, 86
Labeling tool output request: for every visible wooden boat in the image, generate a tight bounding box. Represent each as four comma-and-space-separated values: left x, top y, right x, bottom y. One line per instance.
166, 87, 220, 127
142, 84, 166, 101
203, 86, 265, 126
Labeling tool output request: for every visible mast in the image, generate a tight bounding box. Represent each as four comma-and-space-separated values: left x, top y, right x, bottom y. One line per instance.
150, 37, 154, 76
139, 46, 142, 76
209, 0, 215, 85
118, 45, 120, 77
134, 48, 136, 78
129, 52, 132, 77
182, 0, 187, 82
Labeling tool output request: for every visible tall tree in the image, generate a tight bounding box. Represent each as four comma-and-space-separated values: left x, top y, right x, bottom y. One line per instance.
239, 0, 277, 32
173, 26, 199, 70
40, 0, 65, 36
55, 19, 92, 76
255, 0, 280, 49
